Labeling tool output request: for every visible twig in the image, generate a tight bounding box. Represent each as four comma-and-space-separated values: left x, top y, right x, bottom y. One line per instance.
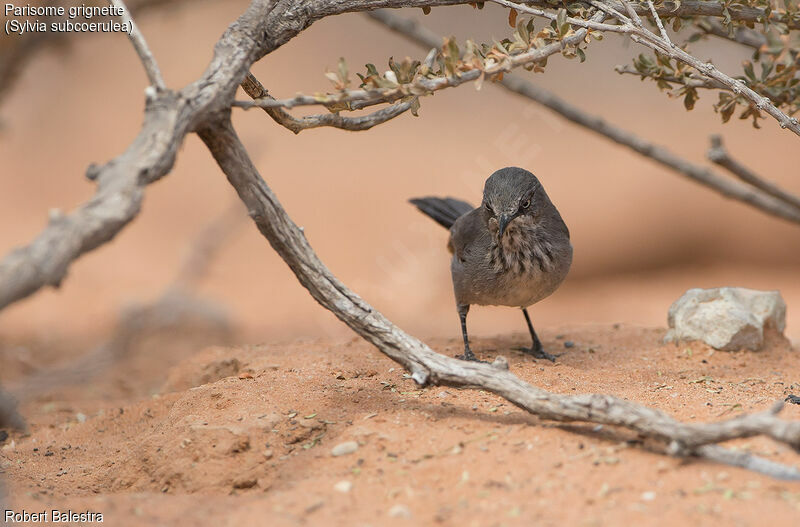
708, 135, 800, 212
199, 115, 800, 480
249, 11, 607, 112
647, 0, 672, 46
698, 20, 766, 50
237, 73, 415, 133
488, 0, 628, 33
614, 64, 726, 90
366, 8, 800, 226
110, 0, 166, 91
608, 0, 800, 136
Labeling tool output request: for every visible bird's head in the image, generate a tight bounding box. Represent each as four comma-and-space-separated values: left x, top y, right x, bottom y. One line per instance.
481, 167, 542, 239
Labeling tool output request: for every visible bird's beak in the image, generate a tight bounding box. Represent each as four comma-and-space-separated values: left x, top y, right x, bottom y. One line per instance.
498, 214, 511, 238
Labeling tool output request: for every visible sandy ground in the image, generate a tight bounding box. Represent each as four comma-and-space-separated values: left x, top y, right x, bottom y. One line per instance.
2, 322, 800, 526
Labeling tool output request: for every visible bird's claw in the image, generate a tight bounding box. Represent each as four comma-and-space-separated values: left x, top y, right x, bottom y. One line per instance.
515, 346, 559, 362
456, 351, 490, 363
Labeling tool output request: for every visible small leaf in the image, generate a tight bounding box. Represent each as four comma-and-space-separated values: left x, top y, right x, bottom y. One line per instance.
576, 47, 586, 63
422, 6, 431, 14
508, 8, 518, 28
683, 88, 698, 110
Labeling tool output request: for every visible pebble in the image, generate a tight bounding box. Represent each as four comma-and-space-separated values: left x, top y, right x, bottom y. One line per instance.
641, 491, 656, 501
334, 480, 353, 493
564, 341, 575, 348
331, 441, 359, 457
388, 504, 412, 518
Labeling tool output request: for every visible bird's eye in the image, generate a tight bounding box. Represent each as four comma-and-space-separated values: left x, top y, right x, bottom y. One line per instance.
521, 198, 531, 209
485, 203, 494, 214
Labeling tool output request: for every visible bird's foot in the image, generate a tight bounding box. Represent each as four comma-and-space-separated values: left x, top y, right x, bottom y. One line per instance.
516, 346, 559, 362
455, 349, 489, 363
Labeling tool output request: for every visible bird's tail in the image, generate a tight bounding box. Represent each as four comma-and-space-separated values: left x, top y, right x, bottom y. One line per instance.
409, 197, 473, 229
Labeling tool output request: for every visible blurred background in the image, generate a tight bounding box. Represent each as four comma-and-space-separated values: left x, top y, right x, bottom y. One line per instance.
1, 0, 799, 348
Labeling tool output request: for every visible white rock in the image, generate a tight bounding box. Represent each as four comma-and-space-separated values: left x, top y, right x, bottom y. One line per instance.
665, 287, 786, 351
331, 441, 359, 457
388, 504, 412, 518
333, 480, 353, 493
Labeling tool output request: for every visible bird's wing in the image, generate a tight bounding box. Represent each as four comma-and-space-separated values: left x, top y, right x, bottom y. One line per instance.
448, 208, 484, 259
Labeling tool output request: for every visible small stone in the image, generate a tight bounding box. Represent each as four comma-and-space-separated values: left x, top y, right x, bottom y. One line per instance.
331, 441, 359, 457
334, 480, 353, 493
232, 477, 258, 489
664, 287, 786, 351
76, 412, 87, 423
641, 491, 656, 501
564, 341, 575, 348
263, 449, 273, 459
388, 504, 412, 518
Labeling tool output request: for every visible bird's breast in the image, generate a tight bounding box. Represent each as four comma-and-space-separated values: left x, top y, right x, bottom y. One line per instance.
486, 221, 556, 276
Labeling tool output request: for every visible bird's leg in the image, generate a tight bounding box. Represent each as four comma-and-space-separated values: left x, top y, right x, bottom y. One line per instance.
455, 304, 480, 362
520, 307, 558, 362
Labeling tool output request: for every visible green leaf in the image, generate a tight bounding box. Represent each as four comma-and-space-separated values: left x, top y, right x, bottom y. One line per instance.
577, 47, 586, 63
556, 8, 569, 35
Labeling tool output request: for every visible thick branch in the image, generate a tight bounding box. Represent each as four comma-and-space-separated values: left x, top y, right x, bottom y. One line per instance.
198, 115, 800, 480
366, 9, 800, 226
708, 135, 800, 212
238, 73, 415, 133
0, 0, 285, 311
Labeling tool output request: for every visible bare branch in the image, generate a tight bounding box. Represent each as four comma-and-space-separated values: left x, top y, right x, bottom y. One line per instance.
698, 19, 767, 50
708, 135, 800, 212
647, 0, 672, 46
198, 115, 800, 480
237, 73, 415, 133
111, 0, 166, 91
366, 8, 800, 226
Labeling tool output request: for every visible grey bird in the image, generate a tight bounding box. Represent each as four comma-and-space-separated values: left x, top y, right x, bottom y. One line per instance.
410, 167, 572, 362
